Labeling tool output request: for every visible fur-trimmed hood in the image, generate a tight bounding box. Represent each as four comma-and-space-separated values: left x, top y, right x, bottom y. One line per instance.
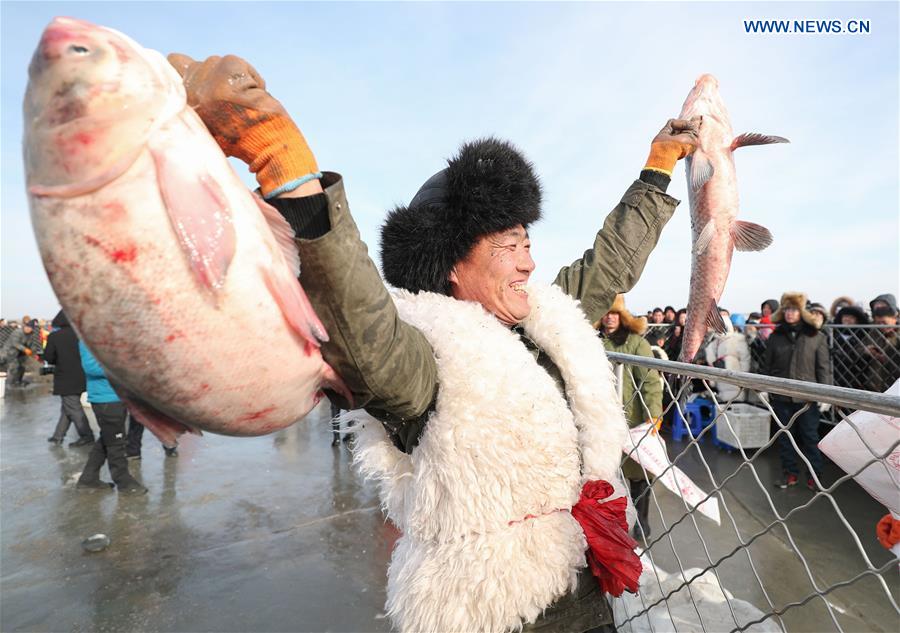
772, 292, 820, 329
829, 295, 855, 318
380, 137, 542, 295
596, 294, 647, 336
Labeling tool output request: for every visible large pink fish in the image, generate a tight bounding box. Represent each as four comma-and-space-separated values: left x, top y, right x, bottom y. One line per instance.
678, 74, 787, 362
24, 17, 348, 444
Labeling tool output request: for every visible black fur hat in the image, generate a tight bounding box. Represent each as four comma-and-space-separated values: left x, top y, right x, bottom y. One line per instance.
380, 137, 542, 295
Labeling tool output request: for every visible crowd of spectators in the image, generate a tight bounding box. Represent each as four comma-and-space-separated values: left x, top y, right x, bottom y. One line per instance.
634, 292, 899, 394
600, 292, 897, 493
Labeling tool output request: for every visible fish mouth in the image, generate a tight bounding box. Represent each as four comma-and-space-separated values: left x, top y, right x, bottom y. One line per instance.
38, 17, 99, 63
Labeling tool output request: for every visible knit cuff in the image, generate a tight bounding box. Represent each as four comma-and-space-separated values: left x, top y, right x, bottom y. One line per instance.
639, 169, 671, 192
270, 193, 330, 239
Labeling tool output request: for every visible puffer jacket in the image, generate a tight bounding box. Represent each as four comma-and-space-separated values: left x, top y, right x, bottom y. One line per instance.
760, 322, 832, 402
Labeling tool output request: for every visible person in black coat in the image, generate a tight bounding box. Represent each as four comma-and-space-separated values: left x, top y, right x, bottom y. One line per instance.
831, 305, 870, 390
43, 311, 94, 446
759, 293, 831, 491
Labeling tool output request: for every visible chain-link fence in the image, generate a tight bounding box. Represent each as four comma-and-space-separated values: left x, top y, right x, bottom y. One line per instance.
642, 323, 900, 398
607, 351, 900, 632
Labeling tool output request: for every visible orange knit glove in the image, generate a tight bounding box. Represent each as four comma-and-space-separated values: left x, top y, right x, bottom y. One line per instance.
168, 54, 319, 198
23, 348, 33, 357
876, 514, 900, 549
644, 118, 701, 176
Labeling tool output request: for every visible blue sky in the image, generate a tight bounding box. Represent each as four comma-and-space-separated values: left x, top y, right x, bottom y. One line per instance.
2, 1, 897, 319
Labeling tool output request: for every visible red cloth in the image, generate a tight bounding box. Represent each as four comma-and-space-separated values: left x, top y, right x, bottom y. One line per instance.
571, 480, 642, 596
876, 514, 900, 549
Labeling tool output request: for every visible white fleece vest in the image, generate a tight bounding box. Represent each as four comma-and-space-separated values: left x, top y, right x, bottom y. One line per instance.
352, 283, 628, 633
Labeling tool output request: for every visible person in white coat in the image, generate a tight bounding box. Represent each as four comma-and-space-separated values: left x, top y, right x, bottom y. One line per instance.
704, 310, 751, 402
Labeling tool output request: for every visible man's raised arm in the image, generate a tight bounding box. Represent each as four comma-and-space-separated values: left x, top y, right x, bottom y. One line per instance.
554, 118, 699, 323
168, 54, 438, 426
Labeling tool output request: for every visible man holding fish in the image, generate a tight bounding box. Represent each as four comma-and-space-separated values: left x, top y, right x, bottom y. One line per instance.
21, 17, 701, 630
165, 51, 699, 633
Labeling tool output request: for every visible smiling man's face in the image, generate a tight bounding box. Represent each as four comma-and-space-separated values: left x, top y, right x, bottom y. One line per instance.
449, 225, 535, 326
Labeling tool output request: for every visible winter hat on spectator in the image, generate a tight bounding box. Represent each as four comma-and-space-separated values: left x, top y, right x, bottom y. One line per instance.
830, 296, 854, 318
761, 299, 779, 314
808, 302, 828, 318
835, 305, 870, 325
594, 294, 648, 335
380, 137, 542, 295
772, 292, 819, 327
873, 306, 899, 319
869, 294, 898, 316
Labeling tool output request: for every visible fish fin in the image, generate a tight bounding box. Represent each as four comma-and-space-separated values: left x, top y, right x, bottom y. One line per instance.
251, 193, 326, 348
252, 193, 301, 277
322, 362, 354, 408
117, 391, 200, 448
731, 220, 774, 252
730, 133, 790, 152
695, 220, 716, 256
705, 301, 728, 334
261, 264, 328, 350
150, 144, 236, 293
690, 151, 714, 190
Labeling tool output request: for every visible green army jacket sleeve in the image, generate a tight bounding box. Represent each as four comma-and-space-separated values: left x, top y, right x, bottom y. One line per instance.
553, 180, 679, 323
291, 174, 439, 428
288, 173, 678, 445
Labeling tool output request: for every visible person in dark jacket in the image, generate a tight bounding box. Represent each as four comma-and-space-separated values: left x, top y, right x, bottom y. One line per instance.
43, 311, 94, 446
864, 305, 900, 393
831, 305, 871, 390
759, 292, 832, 491
663, 308, 687, 360
76, 341, 147, 494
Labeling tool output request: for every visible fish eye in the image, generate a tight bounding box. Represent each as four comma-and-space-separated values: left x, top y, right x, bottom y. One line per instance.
68, 44, 90, 55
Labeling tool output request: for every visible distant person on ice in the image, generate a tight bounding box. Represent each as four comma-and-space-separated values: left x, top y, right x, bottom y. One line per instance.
3, 320, 37, 388
43, 310, 94, 447
76, 342, 148, 495
168, 52, 699, 632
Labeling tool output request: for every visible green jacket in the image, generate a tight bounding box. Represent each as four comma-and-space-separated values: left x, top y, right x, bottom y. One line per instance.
601, 330, 663, 481
295, 173, 678, 453
600, 332, 663, 428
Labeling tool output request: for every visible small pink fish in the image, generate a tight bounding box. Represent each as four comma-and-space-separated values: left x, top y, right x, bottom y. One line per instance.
678, 74, 788, 362
24, 17, 348, 444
